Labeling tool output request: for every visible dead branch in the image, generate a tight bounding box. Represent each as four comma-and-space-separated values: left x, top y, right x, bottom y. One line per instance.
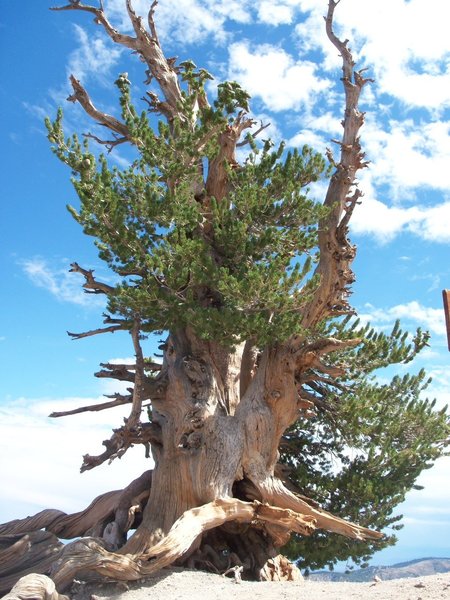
67, 323, 126, 340
49, 394, 133, 418
95, 364, 136, 383
67, 76, 130, 139
128, 318, 146, 427
236, 121, 270, 147
80, 422, 162, 472
69, 262, 115, 295
301, 0, 371, 329
50, 3, 137, 50
83, 132, 128, 153
54, 1, 184, 120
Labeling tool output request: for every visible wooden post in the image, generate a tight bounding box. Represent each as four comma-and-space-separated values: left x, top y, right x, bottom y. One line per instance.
443, 290, 450, 351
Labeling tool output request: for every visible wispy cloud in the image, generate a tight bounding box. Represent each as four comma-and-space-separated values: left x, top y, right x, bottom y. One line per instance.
20, 257, 106, 308
359, 300, 446, 337
67, 24, 123, 84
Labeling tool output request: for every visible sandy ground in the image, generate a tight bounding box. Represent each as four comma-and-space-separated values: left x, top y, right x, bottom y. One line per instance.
70, 567, 450, 600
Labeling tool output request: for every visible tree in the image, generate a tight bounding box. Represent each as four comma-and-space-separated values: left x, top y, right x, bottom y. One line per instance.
1, 0, 449, 596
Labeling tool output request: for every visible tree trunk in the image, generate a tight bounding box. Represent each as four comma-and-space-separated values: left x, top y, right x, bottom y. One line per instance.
0, 0, 384, 594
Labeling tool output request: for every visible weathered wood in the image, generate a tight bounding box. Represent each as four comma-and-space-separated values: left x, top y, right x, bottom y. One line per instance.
0, 532, 63, 596
2, 574, 68, 600
0, 1, 385, 593
50, 498, 314, 589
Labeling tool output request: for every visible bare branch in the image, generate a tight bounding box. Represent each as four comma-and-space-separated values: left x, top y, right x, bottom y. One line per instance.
49, 394, 133, 418
300, 0, 371, 329
301, 337, 362, 357
236, 121, 271, 148
147, 0, 160, 45
83, 132, 128, 153
127, 318, 146, 427
80, 421, 162, 472
51, 3, 137, 50
69, 262, 115, 295
95, 365, 135, 383
67, 324, 126, 340
67, 76, 130, 139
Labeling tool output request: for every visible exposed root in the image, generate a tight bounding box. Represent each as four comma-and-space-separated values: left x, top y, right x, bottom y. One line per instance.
0, 472, 152, 543
49, 498, 316, 589
260, 554, 302, 581
2, 573, 69, 600
0, 532, 63, 596
255, 476, 383, 541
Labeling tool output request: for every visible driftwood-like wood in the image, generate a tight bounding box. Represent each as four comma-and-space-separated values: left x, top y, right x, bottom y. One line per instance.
2, 574, 68, 600
49, 498, 315, 590
0, 532, 64, 596
1, 0, 385, 595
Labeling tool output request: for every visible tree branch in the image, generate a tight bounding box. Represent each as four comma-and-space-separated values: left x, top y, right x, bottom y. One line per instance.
83, 131, 128, 153
50, 3, 137, 49
301, 0, 371, 329
67, 324, 126, 340
80, 422, 162, 472
69, 262, 115, 295
128, 318, 146, 428
67, 76, 130, 139
49, 394, 133, 418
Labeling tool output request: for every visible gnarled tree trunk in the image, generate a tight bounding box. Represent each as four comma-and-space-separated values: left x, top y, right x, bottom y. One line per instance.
0, 0, 382, 596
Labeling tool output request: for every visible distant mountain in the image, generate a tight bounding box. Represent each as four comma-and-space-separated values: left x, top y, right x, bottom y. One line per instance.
307, 557, 450, 582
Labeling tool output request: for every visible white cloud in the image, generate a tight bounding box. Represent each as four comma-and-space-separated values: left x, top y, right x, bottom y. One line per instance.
0, 397, 152, 522
294, 0, 450, 110
351, 196, 450, 244
68, 25, 122, 83
359, 300, 446, 337
104, 0, 251, 45
257, 1, 295, 25
227, 42, 330, 112
21, 257, 106, 307
362, 119, 450, 195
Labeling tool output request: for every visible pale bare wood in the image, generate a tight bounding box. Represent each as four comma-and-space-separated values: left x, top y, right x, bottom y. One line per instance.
51, 498, 315, 588
0, 533, 64, 596
69, 262, 115, 295
0, 2, 386, 593
301, 0, 372, 330
255, 476, 383, 541
2, 573, 69, 600
67, 76, 130, 138
49, 395, 133, 418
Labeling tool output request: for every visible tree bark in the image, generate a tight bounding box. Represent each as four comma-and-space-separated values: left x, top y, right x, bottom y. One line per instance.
0, 0, 383, 595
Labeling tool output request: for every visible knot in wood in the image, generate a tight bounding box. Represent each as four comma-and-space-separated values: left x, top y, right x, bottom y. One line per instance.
187, 431, 203, 449
270, 389, 281, 400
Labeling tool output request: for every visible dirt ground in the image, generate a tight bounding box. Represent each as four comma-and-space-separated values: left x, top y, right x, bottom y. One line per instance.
69, 567, 450, 600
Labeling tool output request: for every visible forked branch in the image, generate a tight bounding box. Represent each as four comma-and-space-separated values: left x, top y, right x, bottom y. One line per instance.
67, 76, 130, 139
69, 262, 115, 295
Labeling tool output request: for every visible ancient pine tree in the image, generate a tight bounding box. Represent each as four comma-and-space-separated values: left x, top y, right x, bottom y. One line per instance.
1, 1, 448, 596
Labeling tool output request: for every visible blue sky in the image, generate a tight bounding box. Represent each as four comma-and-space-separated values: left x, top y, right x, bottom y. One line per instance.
1, 0, 450, 567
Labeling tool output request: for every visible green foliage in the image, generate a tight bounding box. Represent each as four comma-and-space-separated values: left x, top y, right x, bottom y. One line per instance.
282, 318, 450, 571
45, 68, 330, 345
45, 53, 450, 572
